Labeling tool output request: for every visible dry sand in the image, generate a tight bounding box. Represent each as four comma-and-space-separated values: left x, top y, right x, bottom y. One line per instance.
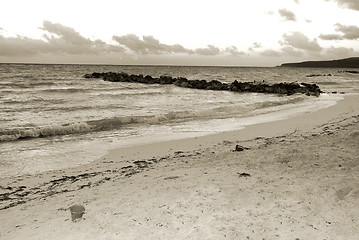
1, 95, 358, 240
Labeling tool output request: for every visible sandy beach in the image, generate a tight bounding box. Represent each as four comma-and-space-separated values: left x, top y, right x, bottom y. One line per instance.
1, 94, 358, 240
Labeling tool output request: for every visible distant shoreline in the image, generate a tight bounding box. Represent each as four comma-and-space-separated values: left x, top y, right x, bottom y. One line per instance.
1, 58, 359, 68
280, 57, 359, 68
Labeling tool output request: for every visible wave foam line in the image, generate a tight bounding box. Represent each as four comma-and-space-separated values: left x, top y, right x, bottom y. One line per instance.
0, 112, 192, 142
0, 96, 308, 142
0, 122, 92, 142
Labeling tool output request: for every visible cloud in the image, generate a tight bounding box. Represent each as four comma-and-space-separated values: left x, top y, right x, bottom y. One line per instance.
327, 0, 359, 11
324, 46, 359, 58
112, 34, 193, 55
41, 21, 92, 46
1, 21, 240, 59
281, 32, 322, 54
319, 23, 359, 40
319, 33, 343, 40
281, 47, 303, 57
248, 42, 262, 51
260, 49, 283, 57
40, 21, 125, 55
4, 21, 356, 66
224, 46, 246, 56
334, 23, 359, 39
278, 8, 297, 21
113, 35, 234, 56
0, 21, 125, 57
194, 45, 221, 56
294, 0, 300, 4
262, 32, 357, 60
252, 42, 262, 48
260, 47, 303, 58
0, 35, 47, 57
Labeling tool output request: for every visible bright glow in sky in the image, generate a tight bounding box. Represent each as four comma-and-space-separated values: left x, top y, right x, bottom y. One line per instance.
1, 0, 359, 66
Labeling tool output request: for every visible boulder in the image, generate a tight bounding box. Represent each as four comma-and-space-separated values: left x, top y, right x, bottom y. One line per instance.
159, 75, 175, 84
174, 77, 189, 86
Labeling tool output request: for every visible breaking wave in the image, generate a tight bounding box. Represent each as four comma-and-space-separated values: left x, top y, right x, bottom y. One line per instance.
0, 122, 93, 142
0, 95, 312, 142
0, 111, 213, 142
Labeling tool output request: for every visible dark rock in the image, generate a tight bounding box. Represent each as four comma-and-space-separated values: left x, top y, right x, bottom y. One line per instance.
306, 73, 332, 77
235, 145, 249, 151
83, 72, 103, 78
306, 74, 322, 77
133, 160, 149, 168
207, 80, 229, 90
338, 70, 359, 74
180, 81, 191, 88
159, 75, 175, 84
173, 77, 188, 86
144, 75, 154, 81
238, 172, 251, 177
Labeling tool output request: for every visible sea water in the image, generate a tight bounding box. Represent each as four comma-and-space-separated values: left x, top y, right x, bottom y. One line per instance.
1, 63, 357, 177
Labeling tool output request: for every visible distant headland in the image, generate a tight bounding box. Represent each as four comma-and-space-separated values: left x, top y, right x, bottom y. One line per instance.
280, 57, 359, 68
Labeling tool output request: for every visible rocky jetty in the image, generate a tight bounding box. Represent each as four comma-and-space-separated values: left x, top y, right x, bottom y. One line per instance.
84, 72, 321, 96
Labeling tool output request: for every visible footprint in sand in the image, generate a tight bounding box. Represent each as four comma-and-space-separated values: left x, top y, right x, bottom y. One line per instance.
336, 187, 359, 204
345, 188, 359, 204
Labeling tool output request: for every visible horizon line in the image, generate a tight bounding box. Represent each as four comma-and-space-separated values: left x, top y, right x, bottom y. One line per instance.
0, 62, 276, 68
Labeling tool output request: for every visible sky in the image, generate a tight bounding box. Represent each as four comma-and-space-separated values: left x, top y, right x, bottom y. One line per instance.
0, 0, 359, 66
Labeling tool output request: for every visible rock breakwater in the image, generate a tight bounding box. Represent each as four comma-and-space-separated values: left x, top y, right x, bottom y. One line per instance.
84, 72, 321, 96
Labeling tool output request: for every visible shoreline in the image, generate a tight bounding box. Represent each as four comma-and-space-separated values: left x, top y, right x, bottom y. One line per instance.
1, 95, 358, 239
0, 93, 342, 179
0, 95, 357, 193
103, 93, 353, 164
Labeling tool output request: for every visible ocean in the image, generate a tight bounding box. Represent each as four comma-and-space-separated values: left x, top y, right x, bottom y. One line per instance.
1, 63, 358, 178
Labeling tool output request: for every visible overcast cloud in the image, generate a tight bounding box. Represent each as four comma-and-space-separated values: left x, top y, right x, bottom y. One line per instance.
0, 21, 247, 59
0, 20, 358, 65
